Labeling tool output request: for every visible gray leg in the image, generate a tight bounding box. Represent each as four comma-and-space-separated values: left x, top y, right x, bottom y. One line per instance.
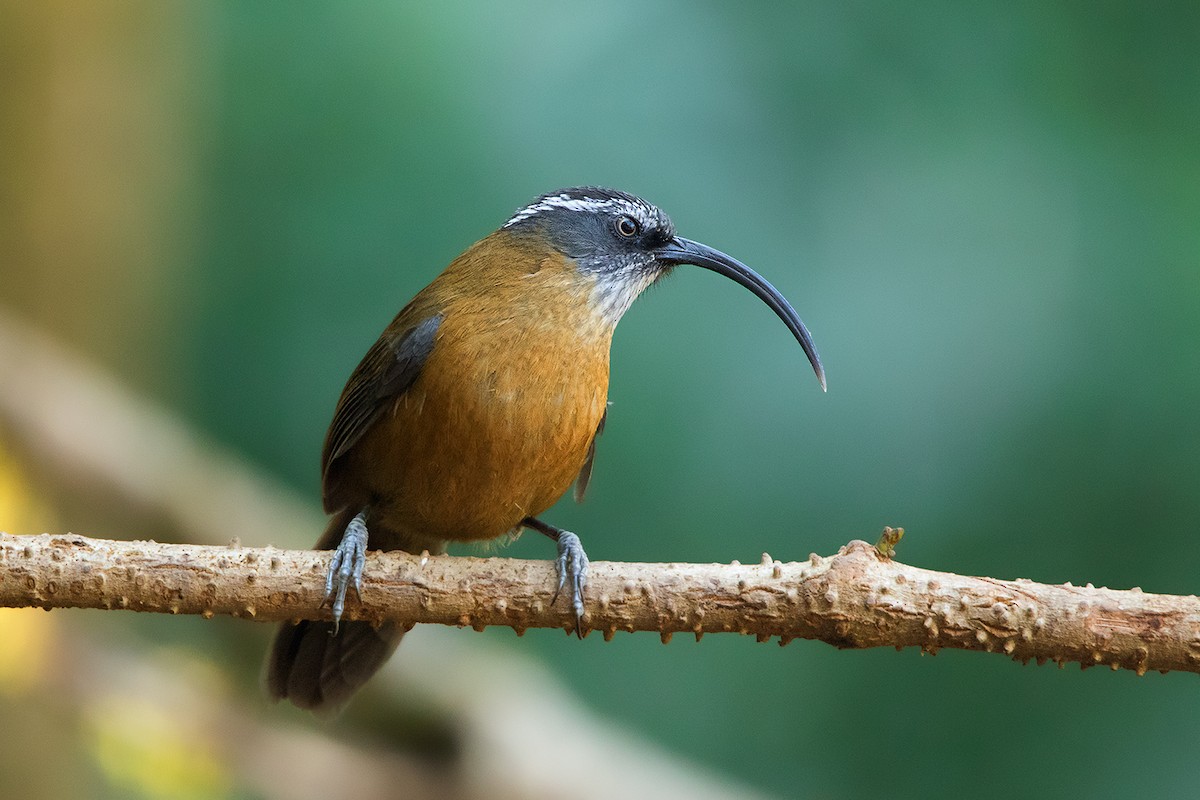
522, 516, 589, 635
325, 510, 368, 632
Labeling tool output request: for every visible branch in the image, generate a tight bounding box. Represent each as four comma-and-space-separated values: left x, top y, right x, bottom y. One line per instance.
4, 532, 1198, 676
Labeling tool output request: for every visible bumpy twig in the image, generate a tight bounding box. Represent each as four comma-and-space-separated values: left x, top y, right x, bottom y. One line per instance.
2, 531, 1199, 676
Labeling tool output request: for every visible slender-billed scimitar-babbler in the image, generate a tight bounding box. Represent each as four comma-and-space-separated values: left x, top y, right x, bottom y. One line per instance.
265, 187, 826, 712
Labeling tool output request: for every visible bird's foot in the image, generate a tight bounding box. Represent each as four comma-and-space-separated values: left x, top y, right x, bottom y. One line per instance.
521, 516, 590, 636
325, 511, 368, 632
552, 530, 590, 635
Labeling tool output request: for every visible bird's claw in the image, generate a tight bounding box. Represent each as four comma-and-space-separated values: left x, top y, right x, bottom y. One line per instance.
552, 530, 589, 635
325, 512, 368, 633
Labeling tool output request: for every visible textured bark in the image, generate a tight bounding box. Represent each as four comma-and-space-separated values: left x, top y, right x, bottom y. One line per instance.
3, 532, 1199, 676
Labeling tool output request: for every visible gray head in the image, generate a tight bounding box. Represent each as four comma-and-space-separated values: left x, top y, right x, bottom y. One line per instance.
504, 186, 826, 391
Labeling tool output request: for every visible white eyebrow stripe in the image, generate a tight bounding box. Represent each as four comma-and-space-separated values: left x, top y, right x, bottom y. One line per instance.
503, 194, 649, 228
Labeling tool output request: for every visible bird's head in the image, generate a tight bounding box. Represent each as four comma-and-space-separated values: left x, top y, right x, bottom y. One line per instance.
503, 187, 826, 391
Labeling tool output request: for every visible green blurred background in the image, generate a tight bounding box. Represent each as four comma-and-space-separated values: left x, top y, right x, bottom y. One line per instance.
3, 2, 1200, 797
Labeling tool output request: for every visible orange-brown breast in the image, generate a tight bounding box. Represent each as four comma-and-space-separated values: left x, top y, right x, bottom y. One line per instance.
344, 233, 613, 543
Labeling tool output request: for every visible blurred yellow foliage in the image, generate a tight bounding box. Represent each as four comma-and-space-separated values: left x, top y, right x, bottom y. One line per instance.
85, 694, 232, 800
0, 608, 52, 695
0, 437, 58, 694
0, 436, 53, 536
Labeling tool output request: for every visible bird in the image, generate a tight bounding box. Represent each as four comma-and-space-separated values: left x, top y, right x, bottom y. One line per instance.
265, 186, 826, 712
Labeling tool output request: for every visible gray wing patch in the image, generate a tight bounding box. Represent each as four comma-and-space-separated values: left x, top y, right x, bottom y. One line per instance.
322, 313, 443, 477
376, 313, 443, 400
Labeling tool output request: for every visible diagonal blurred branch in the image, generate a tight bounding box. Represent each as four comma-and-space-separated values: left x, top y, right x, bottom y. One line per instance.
3, 531, 1199, 677
0, 310, 316, 545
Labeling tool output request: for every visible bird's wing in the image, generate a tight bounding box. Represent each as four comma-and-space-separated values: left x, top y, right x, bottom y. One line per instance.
321, 313, 443, 510
573, 409, 607, 503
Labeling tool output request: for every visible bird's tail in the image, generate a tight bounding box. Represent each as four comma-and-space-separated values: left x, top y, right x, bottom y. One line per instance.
264, 508, 432, 713
265, 616, 405, 713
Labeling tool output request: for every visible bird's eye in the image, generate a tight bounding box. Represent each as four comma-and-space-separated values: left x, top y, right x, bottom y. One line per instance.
616, 215, 640, 238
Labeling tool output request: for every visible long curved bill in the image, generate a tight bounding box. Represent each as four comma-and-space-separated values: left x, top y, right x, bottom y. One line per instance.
655, 236, 827, 391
